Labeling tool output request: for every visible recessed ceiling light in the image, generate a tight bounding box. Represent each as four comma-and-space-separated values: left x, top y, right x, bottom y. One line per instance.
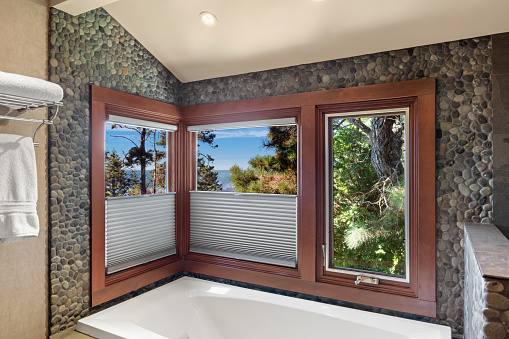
200, 12, 218, 26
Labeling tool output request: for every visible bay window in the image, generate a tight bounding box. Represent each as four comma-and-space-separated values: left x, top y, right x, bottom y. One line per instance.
91, 79, 436, 316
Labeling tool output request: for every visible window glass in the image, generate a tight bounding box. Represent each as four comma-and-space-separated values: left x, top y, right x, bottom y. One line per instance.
196, 126, 297, 194
105, 122, 167, 197
328, 113, 406, 277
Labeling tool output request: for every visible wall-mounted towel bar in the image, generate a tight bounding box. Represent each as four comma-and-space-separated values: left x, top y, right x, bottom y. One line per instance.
0, 93, 62, 146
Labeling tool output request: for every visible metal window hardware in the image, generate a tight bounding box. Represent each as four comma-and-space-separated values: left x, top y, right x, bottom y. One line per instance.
355, 275, 380, 285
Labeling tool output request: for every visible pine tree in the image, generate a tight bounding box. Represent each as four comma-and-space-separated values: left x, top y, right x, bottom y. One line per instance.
197, 131, 222, 191
105, 150, 133, 197
229, 126, 298, 194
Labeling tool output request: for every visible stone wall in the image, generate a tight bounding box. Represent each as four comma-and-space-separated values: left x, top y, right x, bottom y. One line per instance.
492, 33, 509, 238
182, 37, 494, 337
49, 6, 495, 337
464, 223, 509, 339
48, 8, 181, 335
464, 229, 488, 338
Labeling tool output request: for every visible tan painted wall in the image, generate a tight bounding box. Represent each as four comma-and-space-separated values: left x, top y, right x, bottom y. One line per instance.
0, 0, 50, 338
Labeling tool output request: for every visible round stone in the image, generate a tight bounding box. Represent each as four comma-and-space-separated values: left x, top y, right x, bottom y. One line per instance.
484, 308, 500, 320
459, 183, 471, 196
480, 186, 492, 196
487, 281, 505, 293
483, 322, 505, 339
487, 293, 509, 310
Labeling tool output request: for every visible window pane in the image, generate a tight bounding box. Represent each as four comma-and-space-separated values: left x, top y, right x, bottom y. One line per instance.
105, 122, 167, 197
196, 126, 297, 194
330, 114, 406, 277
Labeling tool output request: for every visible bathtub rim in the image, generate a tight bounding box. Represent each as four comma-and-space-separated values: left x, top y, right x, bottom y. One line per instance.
77, 276, 451, 339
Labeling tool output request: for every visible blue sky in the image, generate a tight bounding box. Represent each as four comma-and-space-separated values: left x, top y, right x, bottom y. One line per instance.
105, 123, 166, 171
199, 127, 274, 170
106, 123, 274, 171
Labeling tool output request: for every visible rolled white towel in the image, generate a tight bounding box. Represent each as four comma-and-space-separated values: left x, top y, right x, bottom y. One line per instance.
0, 134, 39, 244
0, 71, 63, 108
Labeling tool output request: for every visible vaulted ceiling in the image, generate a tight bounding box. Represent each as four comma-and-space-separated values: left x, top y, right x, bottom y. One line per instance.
53, 0, 509, 83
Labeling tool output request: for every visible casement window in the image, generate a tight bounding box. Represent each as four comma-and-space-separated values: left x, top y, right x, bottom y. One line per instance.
104, 115, 177, 274
187, 118, 298, 267
325, 109, 408, 282
317, 97, 435, 304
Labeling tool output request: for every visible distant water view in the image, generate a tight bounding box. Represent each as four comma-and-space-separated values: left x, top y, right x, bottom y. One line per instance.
126, 169, 233, 192
215, 170, 233, 192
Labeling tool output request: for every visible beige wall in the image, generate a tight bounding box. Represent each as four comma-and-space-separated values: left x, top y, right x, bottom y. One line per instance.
0, 0, 50, 338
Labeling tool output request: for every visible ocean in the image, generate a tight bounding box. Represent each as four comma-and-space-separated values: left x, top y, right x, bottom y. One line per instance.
215, 169, 233, 192
126, 169, 233, 192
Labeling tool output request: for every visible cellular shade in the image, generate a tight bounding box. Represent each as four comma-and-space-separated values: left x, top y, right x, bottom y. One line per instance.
187, 117, 296, 132
189, 191, 297, 267
108, 114, 178, 132
105, 192, 176, 274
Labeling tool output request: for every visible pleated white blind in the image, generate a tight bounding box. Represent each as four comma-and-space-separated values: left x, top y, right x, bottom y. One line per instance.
105, 192, 176, 274
190, 191, 297, 267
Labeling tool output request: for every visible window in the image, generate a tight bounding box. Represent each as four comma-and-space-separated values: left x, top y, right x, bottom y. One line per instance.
91, 80, 436, 315
316, 96, 435, 306
187, 118, 299, 267
325, 109, 408, 282
90, 86, 182, 306
104, 116, 177, 274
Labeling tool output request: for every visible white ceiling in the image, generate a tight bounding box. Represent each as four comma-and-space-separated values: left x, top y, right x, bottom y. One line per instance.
88, 0, 509, 83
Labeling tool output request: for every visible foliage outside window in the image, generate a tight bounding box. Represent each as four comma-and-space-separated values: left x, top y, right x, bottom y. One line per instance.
328, 112, 407, 278
105, 122, 167, 197
196, 126, 297, 195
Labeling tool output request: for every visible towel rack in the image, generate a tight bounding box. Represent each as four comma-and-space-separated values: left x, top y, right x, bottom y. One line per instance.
0, 93, 63, 147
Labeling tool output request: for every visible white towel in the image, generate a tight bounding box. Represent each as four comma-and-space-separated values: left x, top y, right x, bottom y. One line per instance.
0, 71, 63, 107
0, 134, 39, 243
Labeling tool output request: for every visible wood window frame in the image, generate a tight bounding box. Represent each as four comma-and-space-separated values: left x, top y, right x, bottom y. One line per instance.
183, 107, 301, 278
89, 79, 436, 317
316, 97, 432, 299
90, 86, 184, 306
181, 78, 436, 317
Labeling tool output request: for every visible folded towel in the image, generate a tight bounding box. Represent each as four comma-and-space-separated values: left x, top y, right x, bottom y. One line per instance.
0, 71, 63, 108
0, 134, 39, 244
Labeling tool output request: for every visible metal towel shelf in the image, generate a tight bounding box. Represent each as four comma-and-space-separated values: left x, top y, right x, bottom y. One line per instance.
0, 93, 63, 146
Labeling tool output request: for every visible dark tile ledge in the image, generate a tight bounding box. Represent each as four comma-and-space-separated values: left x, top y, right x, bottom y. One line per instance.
465, 222, 509, 279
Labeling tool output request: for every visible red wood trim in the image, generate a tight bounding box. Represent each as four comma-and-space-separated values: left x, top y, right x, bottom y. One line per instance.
186, 260, 437, 317
298, 105, 318, 282
105, 256, 180, 286
90, 101, 107, 294
185, 107, 298, 127
182, 78, 435, 118
91, 85, 181, 118
92, 260, 184, 306
185, 253, 300, 278
416, 93, 437, 302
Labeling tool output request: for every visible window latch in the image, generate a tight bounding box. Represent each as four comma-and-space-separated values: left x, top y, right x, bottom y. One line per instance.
355, 275, 380, 285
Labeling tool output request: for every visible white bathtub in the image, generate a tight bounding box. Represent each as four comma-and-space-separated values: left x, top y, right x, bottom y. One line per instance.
77, 277, 451, 339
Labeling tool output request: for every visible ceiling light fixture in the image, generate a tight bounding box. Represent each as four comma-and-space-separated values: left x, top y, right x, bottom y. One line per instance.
200, 12, 218, 26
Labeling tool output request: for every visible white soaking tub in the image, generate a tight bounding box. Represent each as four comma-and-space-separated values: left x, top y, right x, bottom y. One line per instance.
77, 277, 451, 339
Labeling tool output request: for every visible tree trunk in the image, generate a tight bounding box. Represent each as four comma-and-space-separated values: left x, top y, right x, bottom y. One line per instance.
140, 128, 147, 195
369, 117, 404, 181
